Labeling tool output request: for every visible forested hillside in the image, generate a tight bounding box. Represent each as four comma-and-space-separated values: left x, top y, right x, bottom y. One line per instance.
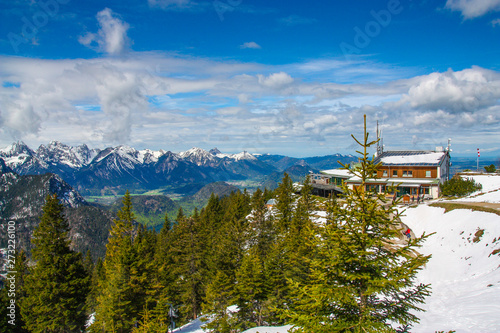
1, 123, 430, 332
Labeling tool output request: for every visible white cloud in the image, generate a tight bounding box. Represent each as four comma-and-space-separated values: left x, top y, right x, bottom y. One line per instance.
240, 42, 262, 49
257, 72, 294, 88
79, 8, 131, 55
1, 100, 41, 137
445, 0, 500, 19
0, 53, 499, 155
398, 67, 500, 113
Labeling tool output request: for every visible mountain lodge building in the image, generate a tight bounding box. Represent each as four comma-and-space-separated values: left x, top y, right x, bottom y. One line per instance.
311, 147, 451, 200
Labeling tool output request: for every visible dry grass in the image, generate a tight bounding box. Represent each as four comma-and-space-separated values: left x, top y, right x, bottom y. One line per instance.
429, 202, 500, 217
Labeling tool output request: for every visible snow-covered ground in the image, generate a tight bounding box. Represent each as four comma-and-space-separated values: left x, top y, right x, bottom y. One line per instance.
172, 174, 500, 333
400, 173, 500, 333
453, 173, 500, 203
402, 205, 500, 332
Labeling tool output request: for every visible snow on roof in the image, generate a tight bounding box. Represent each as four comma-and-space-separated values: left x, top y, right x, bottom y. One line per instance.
377, 151, 446, 166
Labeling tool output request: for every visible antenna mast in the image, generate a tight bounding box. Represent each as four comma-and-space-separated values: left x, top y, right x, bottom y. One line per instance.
376, 121, 383, 156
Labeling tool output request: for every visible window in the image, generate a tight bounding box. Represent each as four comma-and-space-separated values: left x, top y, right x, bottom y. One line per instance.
426, 170, 431, 177
393, 170, 398, 177
402, 170, 413, 177
383, 170, 388, 177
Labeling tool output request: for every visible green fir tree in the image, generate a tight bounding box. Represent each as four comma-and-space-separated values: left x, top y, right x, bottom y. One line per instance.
170, 215, 206, 322
283, 116, 432, 332
202, 270, 237, 333
91, 190, 139, 332
234, 252, 269, 330
21, 194, 90, 333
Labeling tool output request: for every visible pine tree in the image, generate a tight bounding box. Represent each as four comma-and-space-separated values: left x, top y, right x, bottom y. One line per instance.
91, 190, 139, 332
234, 252, 269, 330
248, 188, 276, 262
201, 191, 253, 332
170, 215, 205, 322
283, 116, 431, 332
275, 173, 294, 233
155, 213, 179, 314
202, 270, 236, 333
282, 175, 316, 293
130, 306, 170, 333
87, 257, 104, 315
21, 194, 90, 333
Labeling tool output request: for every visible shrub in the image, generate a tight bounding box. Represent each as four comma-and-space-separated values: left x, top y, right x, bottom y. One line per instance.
484, 164, 496, 173
440, 176, 482, 197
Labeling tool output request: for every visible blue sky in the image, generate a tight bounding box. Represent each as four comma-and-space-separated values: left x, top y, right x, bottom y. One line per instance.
1, 0, 500, 157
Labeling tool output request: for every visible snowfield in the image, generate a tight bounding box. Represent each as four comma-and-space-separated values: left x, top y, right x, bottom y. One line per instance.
173, 174, 500, 333
454, 173, 500, 203
402, 205, 500, 332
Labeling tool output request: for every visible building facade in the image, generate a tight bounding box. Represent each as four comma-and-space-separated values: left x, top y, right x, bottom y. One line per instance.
319, 149, 451, 199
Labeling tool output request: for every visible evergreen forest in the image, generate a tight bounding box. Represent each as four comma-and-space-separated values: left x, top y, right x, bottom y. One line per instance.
0, 119, 431, 333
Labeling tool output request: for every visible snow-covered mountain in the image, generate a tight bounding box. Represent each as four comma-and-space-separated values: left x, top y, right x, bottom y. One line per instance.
37, 141, 100, 169
215, 150, 258, 161
0, 142, 357, 195
0, 141, 48, 174
180, 147, 220, 167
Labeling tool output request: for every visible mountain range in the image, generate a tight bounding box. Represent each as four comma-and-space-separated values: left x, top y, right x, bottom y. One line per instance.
0, 141, 358, 195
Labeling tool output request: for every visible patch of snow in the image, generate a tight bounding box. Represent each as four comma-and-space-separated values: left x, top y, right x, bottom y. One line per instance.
86, 312, 95, 328
3, 154, 29, 167
172, 317, 207, 333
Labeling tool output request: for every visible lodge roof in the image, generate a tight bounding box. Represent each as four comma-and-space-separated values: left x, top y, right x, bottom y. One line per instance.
374, 150, 448, 166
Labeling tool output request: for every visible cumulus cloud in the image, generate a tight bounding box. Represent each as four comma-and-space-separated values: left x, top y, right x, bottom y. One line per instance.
1, 52, 499, 155
1, 100, 41, 137
79, 8, 131, 55
257, 72, 294, 88
240, 42, 262, 49
445, 0, 500, 19
398, 67, 500, 113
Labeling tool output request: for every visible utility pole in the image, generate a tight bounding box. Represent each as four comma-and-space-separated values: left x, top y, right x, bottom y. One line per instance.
375, 120, 383, 157
477, 148, 480, 172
